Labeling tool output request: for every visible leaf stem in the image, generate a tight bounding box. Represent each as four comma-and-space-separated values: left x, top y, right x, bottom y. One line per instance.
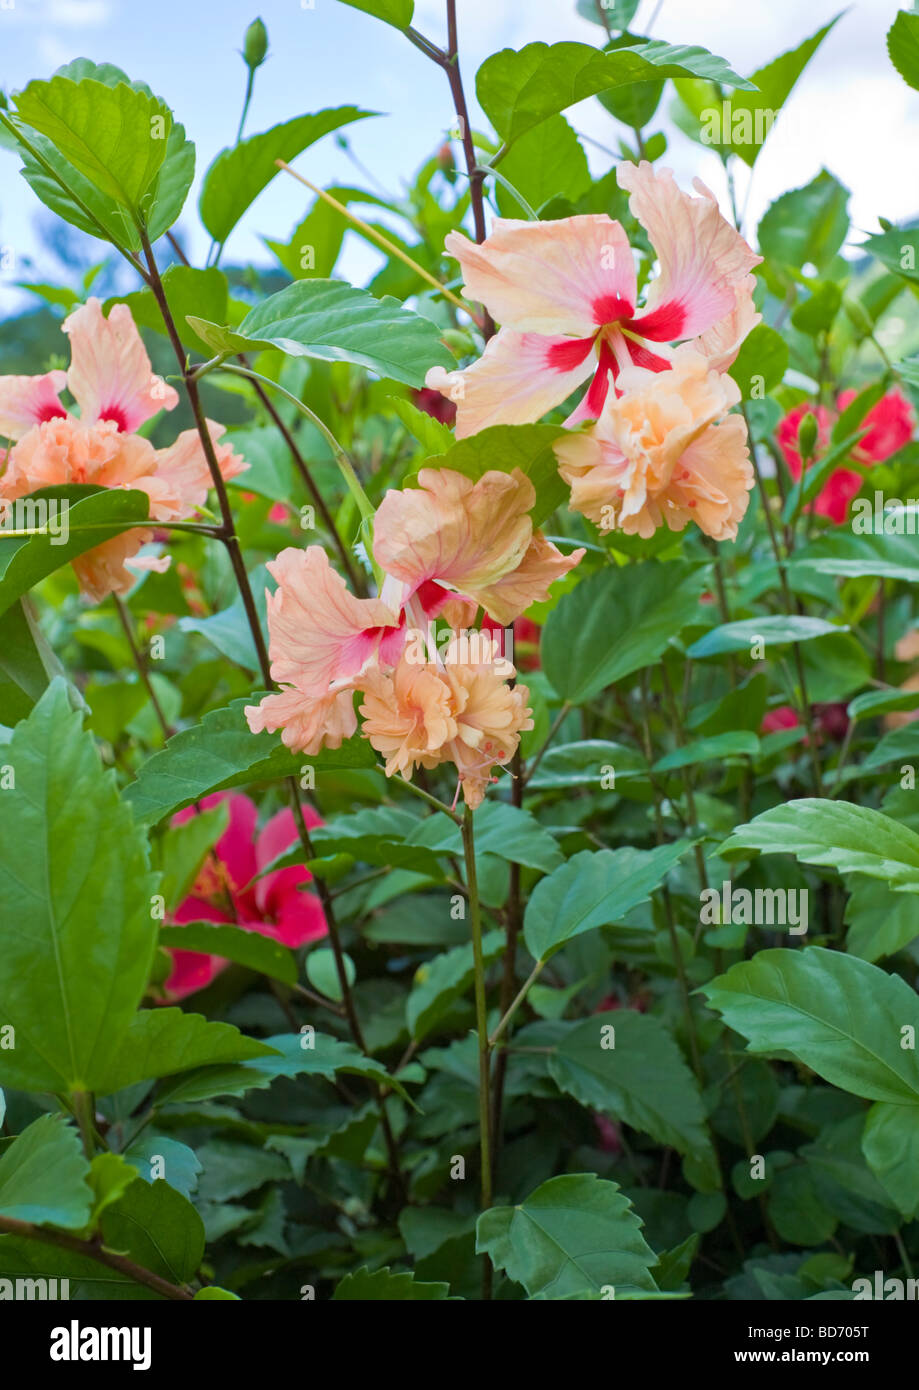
0, 1214, 193, 1300
461, 803, 493, 1299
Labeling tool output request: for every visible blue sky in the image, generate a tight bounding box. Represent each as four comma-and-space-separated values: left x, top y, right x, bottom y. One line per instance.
0, 0, 915, 313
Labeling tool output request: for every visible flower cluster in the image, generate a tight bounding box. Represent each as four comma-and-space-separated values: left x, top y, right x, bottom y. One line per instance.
424, 161, 760, 542
777, 388, 914, 524
246, 467, 582, 807
0, 298, 245, 600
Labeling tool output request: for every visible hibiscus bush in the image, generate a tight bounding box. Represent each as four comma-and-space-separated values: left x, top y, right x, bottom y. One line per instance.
3, 1, 919, 1307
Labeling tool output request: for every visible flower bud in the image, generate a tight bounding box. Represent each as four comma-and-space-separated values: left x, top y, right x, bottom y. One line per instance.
243, 18, 269, 71
797, 410, 818, 464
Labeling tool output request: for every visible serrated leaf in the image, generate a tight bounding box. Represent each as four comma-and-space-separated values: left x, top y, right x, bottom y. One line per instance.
89, 1008, 278, 1095
407, 930, 504, 1040
124, 696, 374, 826
524, 842, 689, 962
333, 1266, 449, 1299
757, 170, 849, 271
477, 1173, 658, 1298
101, 1179, 203, 1285
0, 1116, 91, 1228
189, 279, 453, 388
405, 801, 563, 873
159, 924, 297, 986
888, 9, 919, 91
335, 0, 414, 31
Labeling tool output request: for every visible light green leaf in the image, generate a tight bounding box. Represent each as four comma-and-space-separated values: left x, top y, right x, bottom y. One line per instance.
477, 41, 755, 145
199, 107, 375, 246
159, 924, 297, 986
888, 9, 919, 91
526, 739, 648, 790
719, 798, 919, 894
844, 875, 919, 964
726, 18, 841, 167
178, 564, 271, 672
124, 696, 374, 826
728, 323, 788, 397
335, 0, 414, 30
0, 600, 56, 725
543, 562, 708, 703
0, 485, 149, 618
524, 842, 689, 962
757, 170, 850, 271
0, 680, 158, 1093
476, 1173, 658, 1298
494, 114, 590, 217
14, 76, 171, 216
189, 279, 453, 388
654, 731, 759, 773
419, 423, 568, 528
112, 266, 227, 352
405, 801, 563, 873
89, 1007, 277, 1095
701, 946, 919, 1104
688, 615, 844, 658
0, 1116, 91, 1228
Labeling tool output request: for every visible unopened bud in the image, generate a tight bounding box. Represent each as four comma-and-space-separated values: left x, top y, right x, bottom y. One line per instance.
243, 17, 269, 70
797, 411, 818, 464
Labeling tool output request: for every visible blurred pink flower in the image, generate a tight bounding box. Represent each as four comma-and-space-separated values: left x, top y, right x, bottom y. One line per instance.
163, 791, 326, 1000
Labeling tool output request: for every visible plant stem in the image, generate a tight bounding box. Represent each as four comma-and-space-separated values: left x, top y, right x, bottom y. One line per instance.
114, 595, 174, 740
0, 1214, 193, 1300
71, 1091, 96, 1160
489, 960, 543, 1048
461, 804, 493, 1297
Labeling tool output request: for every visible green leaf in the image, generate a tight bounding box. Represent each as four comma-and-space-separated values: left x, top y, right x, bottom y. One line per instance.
333, 1266, 449, 1299
124, 696, 374, 826
524, 842, 689, 962
178, 564, 271, 671
863, 226, 919, 286
848, 687, 919, 722
156, 800, 228, 912
89, 1007, 277, 1095
757, 170, 850, 271
701, 946, 919, 1104
405, 801, 563, 873
0, 680, 158, 1093
726, 18, 841, 167
477, 1173, 658, 1298
728, 323, 788, 397
419, 424, 568, 528
862, 1102, 919, 1218
159, 924, 297, 986
189, 279, 453, 389
888, 9, 919, 91
335, 0, 414, 30
123, 1135, 201, 1198
719, 798, 919, 895
112, 266, 227, 352
223, 427, 294, 502
688, 615, 844, 658
541, 1011, 712, 1158
526, 739, 649, 790
654, 731, 759, 773
0, 485, 150, 618
844, 876, 919, 964
494, 115, 591, 217
0, 600, 56, 725
476, 41, 755, 145
543, 562, 708, 703
389, 396, 456, 456
305, 947, 355, 1002
263, 186, 353, 281
14, 76, 172, 216
101, 1179, 203, 1285
407, 930, 504, 1041
0, 1116, 91, 1228
87, 1153, 140, 1224
199, 107, 375, 246
155, 1031, 411, 1106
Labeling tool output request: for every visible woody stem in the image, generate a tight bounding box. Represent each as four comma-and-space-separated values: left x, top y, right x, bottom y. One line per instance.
462, 804, 493, 1298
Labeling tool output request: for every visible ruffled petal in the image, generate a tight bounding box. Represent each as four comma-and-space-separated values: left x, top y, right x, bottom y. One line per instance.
472, 531, 585, 625
619, 162, 761, 340
246, 683, 358, 755
63, 298, 178, 430
425, 328, 596, 438
152, 421, 247, 519
445, 216, 636, 335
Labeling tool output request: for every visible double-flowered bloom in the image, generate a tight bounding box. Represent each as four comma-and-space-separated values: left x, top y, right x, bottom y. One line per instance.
246, 468, 582, 807
0, 298, 245, 600
425, 161, 759, 542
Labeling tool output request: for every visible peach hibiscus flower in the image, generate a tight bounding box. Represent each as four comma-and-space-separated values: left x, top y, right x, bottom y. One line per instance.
0, 298, 246, 601
424, 161, 760, 438
553, 348, 753, 542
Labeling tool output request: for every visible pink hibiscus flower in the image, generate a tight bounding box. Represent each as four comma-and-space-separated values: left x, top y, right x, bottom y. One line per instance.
0, 298, 246, 600
777, 388, 915, 525
424, 161, 761, 438
164, 791, 326, 1000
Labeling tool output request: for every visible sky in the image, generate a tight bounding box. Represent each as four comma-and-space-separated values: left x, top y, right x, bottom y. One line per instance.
0, 0, 915, 314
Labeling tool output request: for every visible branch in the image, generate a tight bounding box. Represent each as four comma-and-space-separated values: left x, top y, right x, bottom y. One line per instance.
0, 1215, 194, 1301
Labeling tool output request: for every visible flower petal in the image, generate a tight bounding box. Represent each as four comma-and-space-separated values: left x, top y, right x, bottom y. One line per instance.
445, 216, 636, 335
425, 328, 595, 438
246, 683, 358, 755
153, 420, 247, 519
472, 532, 585, 625
63, 297, 179, 430
0, 371, 67, 441
619, 162, 761, 340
